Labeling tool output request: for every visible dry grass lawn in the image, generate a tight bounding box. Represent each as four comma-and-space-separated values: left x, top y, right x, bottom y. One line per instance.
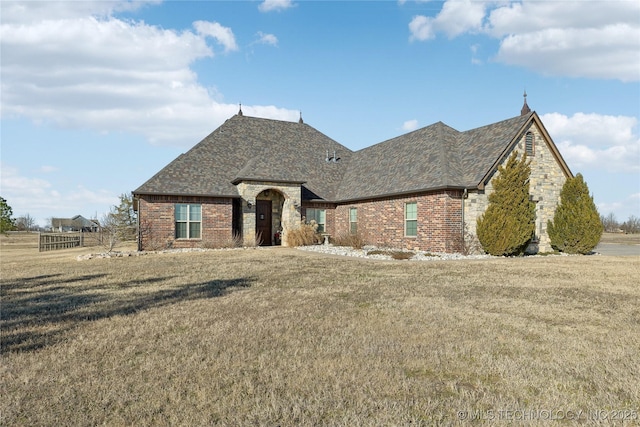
1, 233, 639, 426
599, 232, 640, 245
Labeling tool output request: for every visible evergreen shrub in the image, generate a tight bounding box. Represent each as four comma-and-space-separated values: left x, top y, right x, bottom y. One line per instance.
476, 152, 536, 256
547, 173, 603, 254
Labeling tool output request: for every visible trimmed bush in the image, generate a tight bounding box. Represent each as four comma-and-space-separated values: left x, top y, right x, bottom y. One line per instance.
476, 151, 536, 256
547, 173, 603, 254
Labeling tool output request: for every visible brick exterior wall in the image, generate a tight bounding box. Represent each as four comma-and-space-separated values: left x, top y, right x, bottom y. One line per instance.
137, 195, 233, 250
324, 191, 464, 252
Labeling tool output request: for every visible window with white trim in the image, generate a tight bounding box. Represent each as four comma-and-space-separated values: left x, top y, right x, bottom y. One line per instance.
175, 204, 201, 239
349, 208, 358, 235
306, 208, 326, 233
405, 202, 417, 237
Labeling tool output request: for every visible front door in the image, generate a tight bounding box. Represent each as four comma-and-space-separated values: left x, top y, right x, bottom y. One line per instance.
256, 200, 272, 246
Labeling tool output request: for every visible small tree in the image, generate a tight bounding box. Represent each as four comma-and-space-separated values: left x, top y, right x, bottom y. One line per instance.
15, 214, 36, 232
601, 212, 619, 232
101, 211, 119, 252
547, 173, 603, 254
0, 197, 16, 233
476, 151, 536, 256
100, 193, 138, 252
621, 215, 640, 234
110, 193, 137, 241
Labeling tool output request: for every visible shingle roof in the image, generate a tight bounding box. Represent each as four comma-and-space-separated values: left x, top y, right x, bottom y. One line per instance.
134, 111, 540, 202
134, 114, 353, 200
335, 113, 534, 201
457, 113, 533, 187
51, 215, 99, 228
336, 121, 462, 201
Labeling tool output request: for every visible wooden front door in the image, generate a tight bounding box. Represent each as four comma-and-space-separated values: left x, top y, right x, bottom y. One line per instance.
256, 200, 272, 246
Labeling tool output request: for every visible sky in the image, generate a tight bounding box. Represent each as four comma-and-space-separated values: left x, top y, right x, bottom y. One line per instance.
1, 0, 639, 228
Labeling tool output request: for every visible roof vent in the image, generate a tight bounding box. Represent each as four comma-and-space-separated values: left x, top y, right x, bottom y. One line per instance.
325, 150, 340, 163
238, 103, 243, 116
299, 111, 304, 124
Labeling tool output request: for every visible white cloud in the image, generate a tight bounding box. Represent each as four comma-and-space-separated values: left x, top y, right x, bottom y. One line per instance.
470, 43, 482, 65
542, 112, 640, 173
1, 164, 52, 196
495, 24, 639, 81
409, 0, 640, 81
1, 163, 119, 225
0, 5, 298, 147
0, 0, 160, 23
409, 16, 435, 41
255, 32, 279, 46
597, 192, 640, 219
259, 0, 295, 13
402, 119, 419, 131
409, 0, 487, 41
193, 21, 239, 53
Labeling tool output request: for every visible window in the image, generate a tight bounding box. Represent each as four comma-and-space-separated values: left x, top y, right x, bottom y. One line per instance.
175, 204, 201, 239
306, 208, 326, 233
405, 202, 417, 237
349, 208, 358, 235
525, 132, 535, 156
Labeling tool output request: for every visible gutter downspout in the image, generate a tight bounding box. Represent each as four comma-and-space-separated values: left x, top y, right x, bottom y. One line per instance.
462, 188, 468, 251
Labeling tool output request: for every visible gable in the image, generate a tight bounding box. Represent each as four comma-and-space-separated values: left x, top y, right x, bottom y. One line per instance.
134, 111, 572, 203
475, 113, 573, 190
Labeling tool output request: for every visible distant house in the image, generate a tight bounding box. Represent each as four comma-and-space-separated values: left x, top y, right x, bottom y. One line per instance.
51, 215, 100, 232
133, 96, 572, 253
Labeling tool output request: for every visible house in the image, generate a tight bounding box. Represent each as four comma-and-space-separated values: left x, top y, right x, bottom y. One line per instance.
133, 96, 572, 253
51, 215, 100, 232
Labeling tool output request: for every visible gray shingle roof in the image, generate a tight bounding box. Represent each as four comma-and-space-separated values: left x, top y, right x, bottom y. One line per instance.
134, 111, 539, 202
457, 113, 533, 187
335, 113, 534, 201
336, 121, 462, 201
134, 114, 353, 200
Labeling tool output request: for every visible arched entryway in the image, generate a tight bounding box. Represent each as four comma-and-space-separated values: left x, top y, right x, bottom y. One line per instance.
255, 189, 285, 246
235, 180, 302, 247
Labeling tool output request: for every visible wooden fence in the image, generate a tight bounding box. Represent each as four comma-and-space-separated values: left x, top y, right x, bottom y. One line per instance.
38, 232, 104, 252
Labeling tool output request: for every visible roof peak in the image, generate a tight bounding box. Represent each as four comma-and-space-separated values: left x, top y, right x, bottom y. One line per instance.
521, 90, 531, 116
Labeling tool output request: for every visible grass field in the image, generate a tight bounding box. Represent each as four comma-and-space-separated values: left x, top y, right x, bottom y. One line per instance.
1, 233, 639, 426
598, 232, 640, 245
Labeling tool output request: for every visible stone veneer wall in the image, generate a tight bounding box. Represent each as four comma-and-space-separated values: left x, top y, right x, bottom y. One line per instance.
137, 195, 232, 250
332, 191, 464, 253
464, 122, 568, 253
235, 181, 302, 246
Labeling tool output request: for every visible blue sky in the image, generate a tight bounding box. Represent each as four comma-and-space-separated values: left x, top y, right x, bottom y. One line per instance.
1, 0, 639, 227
